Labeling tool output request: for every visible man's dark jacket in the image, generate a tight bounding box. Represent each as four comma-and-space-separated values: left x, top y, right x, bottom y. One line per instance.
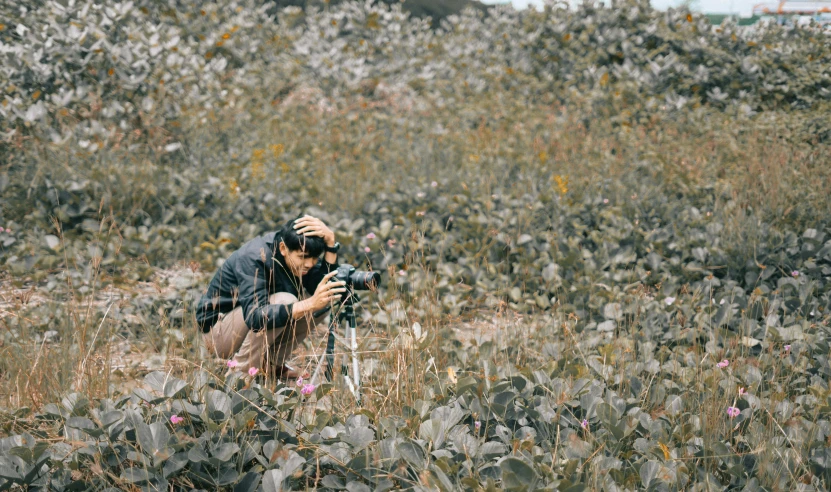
195, 231, 338, 333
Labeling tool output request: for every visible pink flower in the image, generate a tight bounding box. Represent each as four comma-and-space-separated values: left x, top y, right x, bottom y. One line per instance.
364, 246, 371, 253
170, 415, 184, 424
474, 421, 481, 430
0, 227, 5, 233
727, 407, 740, 418
738, 387, 746, 396
717, 359, 729, 368
416, 192, 425, 198
398, 270, 407, 276
366, 232, 376, 240
784, 345, 791, 352
387, 239, 397, 246
431, 181, 438, 187
581, 419, 589, 430
791, 270, 799, 277
296, 377, 304, 386
227, 360, 239, 368
602, 198, 609, 204
248, 367, 259, 376
301, 383, 316, 395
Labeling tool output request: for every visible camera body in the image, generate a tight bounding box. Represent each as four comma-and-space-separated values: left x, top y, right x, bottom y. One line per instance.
335, 264, 380, 291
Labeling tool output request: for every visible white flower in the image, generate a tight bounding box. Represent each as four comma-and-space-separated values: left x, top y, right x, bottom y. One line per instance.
664, 297, 676, 306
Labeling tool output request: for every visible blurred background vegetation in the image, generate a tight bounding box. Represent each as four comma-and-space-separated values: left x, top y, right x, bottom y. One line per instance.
1, 0, 831, 489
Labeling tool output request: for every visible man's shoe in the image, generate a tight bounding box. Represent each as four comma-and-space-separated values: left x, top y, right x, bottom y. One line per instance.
274, 364, 310, 381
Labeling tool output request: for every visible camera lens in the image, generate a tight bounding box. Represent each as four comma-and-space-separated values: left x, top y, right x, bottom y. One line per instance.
350, 270, 380, 290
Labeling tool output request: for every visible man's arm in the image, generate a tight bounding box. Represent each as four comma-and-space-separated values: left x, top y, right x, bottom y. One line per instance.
235, 253, 294, 332
293, 215, 339, 297
301, 255, 338, 300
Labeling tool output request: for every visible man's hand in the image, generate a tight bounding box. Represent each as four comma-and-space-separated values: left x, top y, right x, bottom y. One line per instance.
306, 271, 346, 311
294, 215, 336, 247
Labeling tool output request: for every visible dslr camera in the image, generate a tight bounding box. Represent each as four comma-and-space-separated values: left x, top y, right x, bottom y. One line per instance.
335, 264, 380, 292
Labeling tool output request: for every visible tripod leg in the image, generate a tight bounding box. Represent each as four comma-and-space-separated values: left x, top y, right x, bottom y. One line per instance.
349, 323, 360, 404
311, 314, 336, 384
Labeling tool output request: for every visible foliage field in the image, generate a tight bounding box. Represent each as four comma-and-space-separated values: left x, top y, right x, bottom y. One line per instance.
1, 0, 831, 489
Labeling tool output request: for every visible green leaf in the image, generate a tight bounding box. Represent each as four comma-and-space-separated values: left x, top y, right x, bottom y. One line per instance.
135, 422, 155, 456
456, 376, 478, 395
321, 475, 345, 489
344, 426, 375, 451
212, 442, 240, 461
499, 457, 538, 488
491, 391, 516, 417
0, 463, 22, 481
163, 378, 189, 399
188, 444, 209, 463
121, 467, 156, 484
665, 395, 684, 417
480, 441, 508, 460
640, 460, 661, 488
596, 402, 619, 427
144, 371, 168, 393
397, 441, 425, 468
206, 390, 232, 420
216, 467, 240, 486
281, 454, 306, 479
162, 452, 188, 478
261, 469, 284, 492
149, 422, 170, 453
234, 472, 262, 492
346, 481, 371, 492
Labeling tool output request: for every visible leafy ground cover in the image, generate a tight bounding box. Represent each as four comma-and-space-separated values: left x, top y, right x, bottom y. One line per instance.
2, 0, 831, 489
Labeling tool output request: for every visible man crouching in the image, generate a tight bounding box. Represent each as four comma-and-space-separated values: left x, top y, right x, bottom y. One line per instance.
195, 215, 346, 380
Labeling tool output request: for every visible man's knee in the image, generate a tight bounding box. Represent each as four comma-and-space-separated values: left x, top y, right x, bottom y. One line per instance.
269, 292, 298, 305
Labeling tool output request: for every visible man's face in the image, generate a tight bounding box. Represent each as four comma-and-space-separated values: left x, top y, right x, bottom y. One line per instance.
279, 241, 318, 277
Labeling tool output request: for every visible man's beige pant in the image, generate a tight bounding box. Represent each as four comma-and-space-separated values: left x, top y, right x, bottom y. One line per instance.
202, 292, 328, 375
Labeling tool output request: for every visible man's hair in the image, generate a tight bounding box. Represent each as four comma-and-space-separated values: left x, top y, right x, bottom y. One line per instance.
279, 216, 325, 257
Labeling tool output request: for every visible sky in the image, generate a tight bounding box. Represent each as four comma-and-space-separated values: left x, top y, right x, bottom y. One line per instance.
481, 0, 761, 17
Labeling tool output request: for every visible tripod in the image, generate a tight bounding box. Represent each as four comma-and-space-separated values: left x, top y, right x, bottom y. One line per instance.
309, 290, 363, 404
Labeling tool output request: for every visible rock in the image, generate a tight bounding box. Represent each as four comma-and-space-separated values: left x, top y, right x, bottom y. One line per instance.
374, 310, 390, 325
509, 287, 522, 303
517, 234, 534, 246
171, 274, 195, 289
603, 303, 623, 321
598, 320, 616, 332
143, 354, 167, 371
379, 219, 393, 239
44, 235, 60, 250
348, 218, 366, 233
542, 263, 559, 282
535, 295, 551, 309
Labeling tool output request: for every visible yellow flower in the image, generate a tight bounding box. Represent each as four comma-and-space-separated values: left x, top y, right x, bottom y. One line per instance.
553, 175, 568, 196
252, 161, 264, 180
270, 144, 285, 158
